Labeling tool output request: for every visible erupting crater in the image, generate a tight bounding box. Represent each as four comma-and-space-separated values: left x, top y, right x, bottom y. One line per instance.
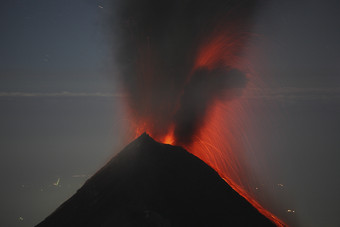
36, 133, 280, 227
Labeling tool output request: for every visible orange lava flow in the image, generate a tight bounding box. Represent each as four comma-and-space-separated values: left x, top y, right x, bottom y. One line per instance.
190, 32, 285, 226
182, 102, 286, 227
128, 30, 286, 226
134, 103, 286, 227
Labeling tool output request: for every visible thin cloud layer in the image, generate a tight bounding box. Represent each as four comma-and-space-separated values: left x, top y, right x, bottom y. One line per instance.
0, 92, 126, 97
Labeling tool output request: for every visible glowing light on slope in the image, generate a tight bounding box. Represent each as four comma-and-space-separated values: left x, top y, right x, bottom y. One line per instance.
127, 27, 286, 227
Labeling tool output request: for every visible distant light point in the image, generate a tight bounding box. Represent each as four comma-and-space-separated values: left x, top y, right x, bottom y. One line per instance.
53, 177, 60, 186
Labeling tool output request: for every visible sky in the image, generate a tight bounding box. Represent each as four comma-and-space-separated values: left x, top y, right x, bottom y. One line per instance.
0, 0, 339, 227
0, 1, 125, 226
0, 0, 114, 93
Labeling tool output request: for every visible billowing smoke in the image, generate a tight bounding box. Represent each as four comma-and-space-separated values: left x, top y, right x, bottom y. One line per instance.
174, 68, 247, 144
110, 0, 258, 144
109, 1, 286, 225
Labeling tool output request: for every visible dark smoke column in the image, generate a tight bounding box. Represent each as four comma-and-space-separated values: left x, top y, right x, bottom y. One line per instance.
110, 0, 256, 141
109, 0, 286, 226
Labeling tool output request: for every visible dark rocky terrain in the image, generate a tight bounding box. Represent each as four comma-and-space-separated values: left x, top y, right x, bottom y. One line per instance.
36, 133, 275, 227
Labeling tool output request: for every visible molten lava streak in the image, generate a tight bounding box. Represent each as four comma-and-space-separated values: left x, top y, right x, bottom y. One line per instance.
128, 31, 286, 227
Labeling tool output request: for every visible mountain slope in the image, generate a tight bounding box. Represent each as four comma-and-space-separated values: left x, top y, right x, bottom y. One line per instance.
36, 133, 275, 227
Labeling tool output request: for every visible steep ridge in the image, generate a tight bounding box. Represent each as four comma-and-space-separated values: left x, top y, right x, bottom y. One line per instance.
36, 133, 275, 227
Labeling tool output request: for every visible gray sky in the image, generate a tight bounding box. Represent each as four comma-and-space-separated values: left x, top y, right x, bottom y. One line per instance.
0, 1, 339, 226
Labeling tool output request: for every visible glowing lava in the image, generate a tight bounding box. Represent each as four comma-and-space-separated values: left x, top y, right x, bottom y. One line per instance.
127, 29, 286, 227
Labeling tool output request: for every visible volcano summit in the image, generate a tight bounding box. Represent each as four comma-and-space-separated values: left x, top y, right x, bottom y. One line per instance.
36, 133, 275, 227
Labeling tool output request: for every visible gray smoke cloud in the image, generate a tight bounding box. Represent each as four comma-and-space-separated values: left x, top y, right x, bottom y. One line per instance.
109, 0, 259, 143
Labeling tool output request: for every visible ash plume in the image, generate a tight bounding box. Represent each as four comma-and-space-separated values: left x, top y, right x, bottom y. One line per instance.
174, 67, 247, 144
110, 0, 259, 143
104, 1, 288, 225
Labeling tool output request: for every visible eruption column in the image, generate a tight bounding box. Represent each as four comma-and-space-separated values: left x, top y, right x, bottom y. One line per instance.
111, 1, 286, 225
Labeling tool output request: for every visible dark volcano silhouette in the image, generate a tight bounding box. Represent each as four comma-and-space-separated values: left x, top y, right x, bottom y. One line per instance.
36, 133, 275, 227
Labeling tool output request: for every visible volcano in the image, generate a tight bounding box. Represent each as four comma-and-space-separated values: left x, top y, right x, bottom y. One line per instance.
36, 133, 275, 227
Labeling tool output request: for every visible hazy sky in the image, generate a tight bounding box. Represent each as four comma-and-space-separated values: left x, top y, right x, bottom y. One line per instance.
0, 0, 113, 93
0, 1, 339, 227
0, 1, 123, 226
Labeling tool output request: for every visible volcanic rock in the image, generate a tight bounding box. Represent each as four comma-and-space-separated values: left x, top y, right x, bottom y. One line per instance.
36, 133, 275, 227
